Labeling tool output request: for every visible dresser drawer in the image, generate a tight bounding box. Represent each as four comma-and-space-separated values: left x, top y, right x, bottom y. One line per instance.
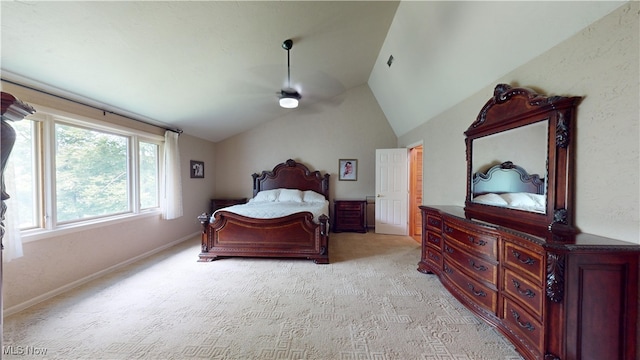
443, 219, 497, 259
503, 241, 544, 285
336, 216, 362, 226
425, 213, 442, 231
502, 297, 544, 356
503, 268, 543, 320
444, 239, 497, 285
424, 247, 442, 269
336, 202, 364, 211
426, 230, 442, 250
444, 260, 498, 315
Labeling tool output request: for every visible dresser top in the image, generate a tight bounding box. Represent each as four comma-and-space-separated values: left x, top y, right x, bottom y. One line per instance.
421, 205, 640, 250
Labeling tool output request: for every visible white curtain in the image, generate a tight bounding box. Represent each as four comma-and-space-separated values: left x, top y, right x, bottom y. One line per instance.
162, 130, 183, 220
3, 160, 23, 262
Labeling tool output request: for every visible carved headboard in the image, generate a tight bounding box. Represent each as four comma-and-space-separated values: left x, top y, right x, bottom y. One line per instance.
472, 161, 545, 196
252, 159, 330, 200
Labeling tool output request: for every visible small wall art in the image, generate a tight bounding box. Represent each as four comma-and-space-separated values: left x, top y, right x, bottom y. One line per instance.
338, 159, 357, 181
190, 160, 205, 178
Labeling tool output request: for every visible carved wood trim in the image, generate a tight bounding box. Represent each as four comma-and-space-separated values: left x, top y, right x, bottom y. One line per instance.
555, 111, 570, 148
546, 252, 565, 303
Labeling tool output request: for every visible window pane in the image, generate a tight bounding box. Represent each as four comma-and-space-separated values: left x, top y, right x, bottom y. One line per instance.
7, 119, 39, 229
139, 141, 159, 209
55, 123, 129, 222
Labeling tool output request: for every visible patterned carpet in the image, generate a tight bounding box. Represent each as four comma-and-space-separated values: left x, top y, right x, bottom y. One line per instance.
3, 232, 523, 359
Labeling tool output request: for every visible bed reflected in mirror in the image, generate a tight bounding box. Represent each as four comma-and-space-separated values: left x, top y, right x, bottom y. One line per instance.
471, 120, 548, 213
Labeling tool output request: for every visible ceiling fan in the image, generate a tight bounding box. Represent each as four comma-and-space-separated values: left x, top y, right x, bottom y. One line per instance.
279, 39, 301, 109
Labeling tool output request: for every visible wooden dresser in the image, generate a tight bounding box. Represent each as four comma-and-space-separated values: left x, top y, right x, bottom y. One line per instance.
419, 205, 639, 360
209, 198, 247, 214
333, 200, 367, 233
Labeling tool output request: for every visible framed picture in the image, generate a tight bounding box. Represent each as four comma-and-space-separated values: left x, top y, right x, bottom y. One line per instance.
190, 160, 205, 178
338, 159, 357, 181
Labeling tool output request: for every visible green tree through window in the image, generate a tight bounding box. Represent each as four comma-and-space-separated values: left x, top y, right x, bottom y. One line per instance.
55, 123, 129, 222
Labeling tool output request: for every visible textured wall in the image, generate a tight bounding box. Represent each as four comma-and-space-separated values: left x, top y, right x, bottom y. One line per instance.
399, 3, 639, 243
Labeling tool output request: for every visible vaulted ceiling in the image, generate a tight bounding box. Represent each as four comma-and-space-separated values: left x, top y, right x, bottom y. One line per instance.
1, 1, 624, 142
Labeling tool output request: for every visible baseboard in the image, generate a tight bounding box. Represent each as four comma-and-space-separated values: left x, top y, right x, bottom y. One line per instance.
4, 232, 199, 317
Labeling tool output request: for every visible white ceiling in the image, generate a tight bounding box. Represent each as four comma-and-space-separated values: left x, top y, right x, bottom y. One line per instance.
1, 1, 624, 143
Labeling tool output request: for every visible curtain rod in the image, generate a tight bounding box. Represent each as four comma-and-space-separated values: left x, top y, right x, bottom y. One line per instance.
1, 78, 183, 135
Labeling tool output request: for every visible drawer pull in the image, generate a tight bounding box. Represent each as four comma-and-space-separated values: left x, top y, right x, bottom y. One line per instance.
428, 233, 440, 244
467, 283, 487, 297
512, 250, 535, 265
511, 309, 535, 332
444, 225, 454, 234
512, 279, 536, 298
428, 252, 440, 261
444, 265, 453, 274
469, 260, 487, 272
428, 218, 440, 227
444, 245, 454, 254
468, 235, 487, 246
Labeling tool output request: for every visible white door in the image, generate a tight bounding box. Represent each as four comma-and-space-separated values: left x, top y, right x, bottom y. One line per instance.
375, 148, 408, 235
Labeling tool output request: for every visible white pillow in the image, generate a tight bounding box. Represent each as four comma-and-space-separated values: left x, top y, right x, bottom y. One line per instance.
473, 193, 508, 206
528, 193, 546, 208
500, 192, 537, 208
252, 189, 280, 202
278, 188, 303, 202
303, 190, 326, 203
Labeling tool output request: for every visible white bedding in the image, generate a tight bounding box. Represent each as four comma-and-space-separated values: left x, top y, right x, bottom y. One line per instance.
211, 189, 329, 223
473, 192, 546, 213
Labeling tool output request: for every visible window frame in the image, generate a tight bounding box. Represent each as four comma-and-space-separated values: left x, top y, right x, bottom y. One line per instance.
9, 103, 164, 243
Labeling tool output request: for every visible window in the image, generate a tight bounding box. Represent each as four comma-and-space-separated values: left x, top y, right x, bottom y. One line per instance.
9, 118, 41, 229
139, 141, 159, 209
6, 109, 162, 233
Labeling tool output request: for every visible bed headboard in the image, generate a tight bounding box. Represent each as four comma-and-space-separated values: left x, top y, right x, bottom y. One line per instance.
472, 161, 544, 196
252, 159, 330, 200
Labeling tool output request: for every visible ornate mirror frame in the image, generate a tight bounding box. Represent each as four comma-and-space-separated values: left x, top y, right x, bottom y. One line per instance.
464, 84, 582, 236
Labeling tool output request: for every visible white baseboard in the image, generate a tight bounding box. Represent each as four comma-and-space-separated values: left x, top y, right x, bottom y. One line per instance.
4, 232, 199, 317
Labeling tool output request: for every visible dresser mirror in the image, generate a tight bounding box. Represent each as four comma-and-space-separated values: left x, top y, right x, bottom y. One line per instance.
464, 84, 581, 235
471, 120, 548, 213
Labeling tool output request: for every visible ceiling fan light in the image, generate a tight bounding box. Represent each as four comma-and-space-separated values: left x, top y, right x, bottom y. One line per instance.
279, 96, 299, 109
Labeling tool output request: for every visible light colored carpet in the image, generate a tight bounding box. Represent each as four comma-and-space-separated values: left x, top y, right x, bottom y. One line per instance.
3, 232, 523, 359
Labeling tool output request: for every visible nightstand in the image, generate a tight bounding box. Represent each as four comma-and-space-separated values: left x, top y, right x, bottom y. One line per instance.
210, 198, 247, 214
333, 199, 367, 233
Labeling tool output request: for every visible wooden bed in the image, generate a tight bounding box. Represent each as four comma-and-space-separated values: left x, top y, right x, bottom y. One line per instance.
197, 159, 330, 264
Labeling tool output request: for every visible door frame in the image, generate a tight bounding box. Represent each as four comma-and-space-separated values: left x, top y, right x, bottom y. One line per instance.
408, 142, 423, 242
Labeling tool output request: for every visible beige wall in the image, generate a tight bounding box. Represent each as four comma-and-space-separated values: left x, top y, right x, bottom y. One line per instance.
2, 82, 216, 311
398, 3, 639, 244
213, 84, 397, 201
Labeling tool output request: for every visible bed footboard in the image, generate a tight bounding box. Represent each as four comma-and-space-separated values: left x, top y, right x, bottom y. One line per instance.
197, 211, 329, 264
